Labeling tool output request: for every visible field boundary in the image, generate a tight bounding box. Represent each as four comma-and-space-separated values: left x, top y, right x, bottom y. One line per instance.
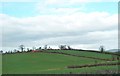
67, 62, 120, 69
46, 49, 120, 56
73, 49, 120, 56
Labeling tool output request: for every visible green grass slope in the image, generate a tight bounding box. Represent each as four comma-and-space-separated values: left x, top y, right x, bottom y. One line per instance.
45, 50, 115, 60
2, 50, 119, 74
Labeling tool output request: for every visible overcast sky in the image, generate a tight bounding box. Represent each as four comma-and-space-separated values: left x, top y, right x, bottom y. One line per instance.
0, 0, 119, 52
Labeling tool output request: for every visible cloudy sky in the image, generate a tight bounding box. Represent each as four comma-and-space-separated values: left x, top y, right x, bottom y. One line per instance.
0, 0, 119, 52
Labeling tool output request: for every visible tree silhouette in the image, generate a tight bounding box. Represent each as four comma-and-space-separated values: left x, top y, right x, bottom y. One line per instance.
14, 49, 17, 53
19, 45, 25, 52
0, 50, 3, 54
59, 45, 67, 50
44, 45, 47, 50
99, 45, 105, 53
68, 45, 72, 50
39, 47, 41, 50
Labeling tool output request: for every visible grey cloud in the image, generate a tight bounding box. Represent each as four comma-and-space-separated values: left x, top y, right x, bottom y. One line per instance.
1, 12, 118, 50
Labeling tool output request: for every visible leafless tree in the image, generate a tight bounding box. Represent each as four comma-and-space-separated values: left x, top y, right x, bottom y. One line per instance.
14, 49, 17, 53
99, 45, 105, 53
68, 45, 72, 50
59, 45, 67, 50
44, 45, 47, 50
19, 45, 25, 52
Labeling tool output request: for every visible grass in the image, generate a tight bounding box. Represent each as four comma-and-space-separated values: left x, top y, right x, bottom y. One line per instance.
45, 50, 115, 60
37, 65, 119, 74
0, 54, 2, 75
2, 50, 119, 74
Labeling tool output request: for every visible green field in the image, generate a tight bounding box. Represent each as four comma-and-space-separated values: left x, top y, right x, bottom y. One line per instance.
0, 54, 2, 75
45, 50, 116, 60
2, 50, 119, 74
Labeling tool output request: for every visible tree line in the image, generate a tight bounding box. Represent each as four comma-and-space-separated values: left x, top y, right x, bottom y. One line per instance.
0, 45, 105, 54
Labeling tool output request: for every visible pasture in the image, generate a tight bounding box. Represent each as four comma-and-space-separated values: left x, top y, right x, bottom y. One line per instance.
2, 50, 119, 74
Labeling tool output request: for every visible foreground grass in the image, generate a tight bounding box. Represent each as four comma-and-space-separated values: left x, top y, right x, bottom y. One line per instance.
2, 51, 119, 74
0, 54, 2, 75
37, 65, 119, 74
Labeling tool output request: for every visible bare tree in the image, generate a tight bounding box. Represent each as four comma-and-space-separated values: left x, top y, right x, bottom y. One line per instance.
48, 46, 52, 50
44, 45, 47, 50
27, 48, 30, 52
99, 45, 105, 53
14, 49, 17, 53
59, 45, 67, 50
67, 45, 72, 50
19, 45, 25, 52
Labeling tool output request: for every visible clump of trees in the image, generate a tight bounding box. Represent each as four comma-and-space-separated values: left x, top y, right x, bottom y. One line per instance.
67, 46, 72, 50
59, 45, 67, 50
59, 45, 72, 50
19, 45, 25, 52
99, 45, 105, 53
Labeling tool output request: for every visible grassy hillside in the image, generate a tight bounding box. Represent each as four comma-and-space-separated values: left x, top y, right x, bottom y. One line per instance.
2, 50, 119, 74
45, 50, 116, 60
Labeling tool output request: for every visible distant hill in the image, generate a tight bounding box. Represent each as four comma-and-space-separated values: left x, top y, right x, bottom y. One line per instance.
107, 49, 120, 52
